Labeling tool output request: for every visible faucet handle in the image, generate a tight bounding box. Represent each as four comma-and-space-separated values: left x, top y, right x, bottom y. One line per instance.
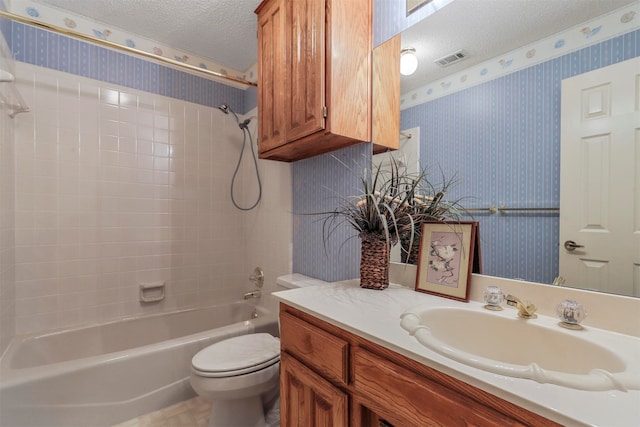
483, 286, 504, 310
249, 267, 264, 288
556, 299, 587, 330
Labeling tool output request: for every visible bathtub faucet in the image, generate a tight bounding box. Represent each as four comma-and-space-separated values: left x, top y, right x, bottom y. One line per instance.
243, 290, 262, 300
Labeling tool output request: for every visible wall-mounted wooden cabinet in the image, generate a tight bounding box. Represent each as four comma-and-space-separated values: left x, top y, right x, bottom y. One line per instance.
255, 0, 399, 162
279, 303, 562, 427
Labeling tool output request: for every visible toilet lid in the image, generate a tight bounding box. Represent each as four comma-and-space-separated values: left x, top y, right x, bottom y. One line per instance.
192, 333, 280, 376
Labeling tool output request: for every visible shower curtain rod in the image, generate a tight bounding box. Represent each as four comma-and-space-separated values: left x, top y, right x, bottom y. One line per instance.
0, 10, 258, 88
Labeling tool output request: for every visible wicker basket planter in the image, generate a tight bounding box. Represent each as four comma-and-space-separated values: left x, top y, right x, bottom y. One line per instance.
313, 158, 462, 290
359, 232, 391, 290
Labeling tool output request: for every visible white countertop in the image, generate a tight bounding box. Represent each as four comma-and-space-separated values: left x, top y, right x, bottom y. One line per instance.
273, 279, 640, 427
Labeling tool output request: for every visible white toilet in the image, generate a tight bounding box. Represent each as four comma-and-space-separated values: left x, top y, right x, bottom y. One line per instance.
190, 274, 327, 427
190, 333, 281, 427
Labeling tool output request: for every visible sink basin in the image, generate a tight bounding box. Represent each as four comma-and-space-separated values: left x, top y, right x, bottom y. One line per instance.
400, 305, 640, 391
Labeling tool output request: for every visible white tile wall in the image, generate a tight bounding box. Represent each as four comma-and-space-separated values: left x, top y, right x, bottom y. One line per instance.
10, 63, 292, 336
241, 108, 293, 314
0, 34, 16, 354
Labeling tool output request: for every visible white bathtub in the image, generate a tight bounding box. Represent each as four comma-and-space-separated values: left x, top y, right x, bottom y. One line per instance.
0, 302, 278, 427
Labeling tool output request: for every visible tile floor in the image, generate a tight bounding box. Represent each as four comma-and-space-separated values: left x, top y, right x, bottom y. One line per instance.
112, 397, 212, 427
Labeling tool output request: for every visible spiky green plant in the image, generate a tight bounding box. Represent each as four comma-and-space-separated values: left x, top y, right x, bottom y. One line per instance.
319, 157, 427, 253
308, 154, 467, 269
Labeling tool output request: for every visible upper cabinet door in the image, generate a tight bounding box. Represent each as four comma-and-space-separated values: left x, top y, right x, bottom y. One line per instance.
256, 0, 396, 162
257, 0, 287, 153
286, 0, 326, 143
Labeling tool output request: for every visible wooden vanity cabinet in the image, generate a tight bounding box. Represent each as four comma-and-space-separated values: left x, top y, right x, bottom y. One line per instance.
280, 352, 348, 426
279, 303, 562, 427
255, 0, 399, 162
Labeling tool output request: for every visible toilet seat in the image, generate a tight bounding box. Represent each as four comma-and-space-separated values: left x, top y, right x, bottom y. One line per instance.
192, 333, 280, 378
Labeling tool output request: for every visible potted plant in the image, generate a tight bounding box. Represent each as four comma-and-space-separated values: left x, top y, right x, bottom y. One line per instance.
319, 158, 427, 290
315, 156, 467, 289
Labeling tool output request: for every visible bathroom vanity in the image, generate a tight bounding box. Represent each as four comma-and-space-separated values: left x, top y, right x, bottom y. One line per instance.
274, 278, 640, 427
279, 304, 558, 426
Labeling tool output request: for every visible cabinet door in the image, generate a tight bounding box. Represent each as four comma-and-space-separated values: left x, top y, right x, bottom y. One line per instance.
286, 0, 326, 142
281, 352, 348, 427
372, 34, 401, 153
355, 349, 526, 427
257, 0, 287, 152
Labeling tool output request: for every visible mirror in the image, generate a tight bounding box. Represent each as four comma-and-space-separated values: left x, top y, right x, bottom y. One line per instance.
376, 0, 639, 297
406, 0, 433, 16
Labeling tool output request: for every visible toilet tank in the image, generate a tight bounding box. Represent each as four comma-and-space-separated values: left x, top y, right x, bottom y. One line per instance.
275, 274, 327, 291
273, 274, 326, 336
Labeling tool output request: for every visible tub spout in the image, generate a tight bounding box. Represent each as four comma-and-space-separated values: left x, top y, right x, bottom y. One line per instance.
243, 290, 262, 300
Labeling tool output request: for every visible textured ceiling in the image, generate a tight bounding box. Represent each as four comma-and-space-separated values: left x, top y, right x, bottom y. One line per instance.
34, 0, 262, 72
31, 0, 636, 88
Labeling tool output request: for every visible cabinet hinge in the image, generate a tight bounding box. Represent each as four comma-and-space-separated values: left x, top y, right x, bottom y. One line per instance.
323, 105, 328, 118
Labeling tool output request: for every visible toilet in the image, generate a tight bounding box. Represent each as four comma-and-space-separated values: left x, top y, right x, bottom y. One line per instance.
190, 333, 281, 427
190, 274, 327, 427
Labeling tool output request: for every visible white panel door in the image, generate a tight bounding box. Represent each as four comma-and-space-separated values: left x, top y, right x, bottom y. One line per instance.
560, 56, 640, 296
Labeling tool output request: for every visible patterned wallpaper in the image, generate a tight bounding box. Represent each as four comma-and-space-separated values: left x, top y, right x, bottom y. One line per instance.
3, 21, 255, 114
401, 29, 640, 284
0, 1, 10, 46
292, 144, 371, 282
9, 1, 258, 85
401, 4, 640, 107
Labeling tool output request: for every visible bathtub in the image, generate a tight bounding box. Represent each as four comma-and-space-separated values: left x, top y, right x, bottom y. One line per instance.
0, 301, 278, 427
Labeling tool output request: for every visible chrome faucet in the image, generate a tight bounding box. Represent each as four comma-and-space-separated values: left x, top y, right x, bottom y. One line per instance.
243, 290, 262, 300
505, 294, 537, 319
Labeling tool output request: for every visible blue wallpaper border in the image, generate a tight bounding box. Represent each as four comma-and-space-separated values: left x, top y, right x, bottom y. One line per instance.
6, 21, 255, 114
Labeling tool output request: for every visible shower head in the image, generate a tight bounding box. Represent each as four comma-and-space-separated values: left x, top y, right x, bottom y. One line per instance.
217, 103, 239, 120
216, 103, 248, 129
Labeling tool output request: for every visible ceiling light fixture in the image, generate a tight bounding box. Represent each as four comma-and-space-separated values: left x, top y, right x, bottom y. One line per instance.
400, 48, 418, 76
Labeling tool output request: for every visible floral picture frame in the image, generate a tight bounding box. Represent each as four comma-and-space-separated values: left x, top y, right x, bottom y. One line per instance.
415, 221, 480, 301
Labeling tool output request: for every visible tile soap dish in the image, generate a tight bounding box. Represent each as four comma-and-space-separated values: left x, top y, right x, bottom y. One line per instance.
139, 281, 166, 303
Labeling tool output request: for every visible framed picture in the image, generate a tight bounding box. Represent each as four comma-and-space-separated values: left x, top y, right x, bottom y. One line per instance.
415, 221, 480, 302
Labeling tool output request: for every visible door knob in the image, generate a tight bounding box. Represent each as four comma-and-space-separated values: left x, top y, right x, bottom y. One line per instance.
564, 240, 584, 251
